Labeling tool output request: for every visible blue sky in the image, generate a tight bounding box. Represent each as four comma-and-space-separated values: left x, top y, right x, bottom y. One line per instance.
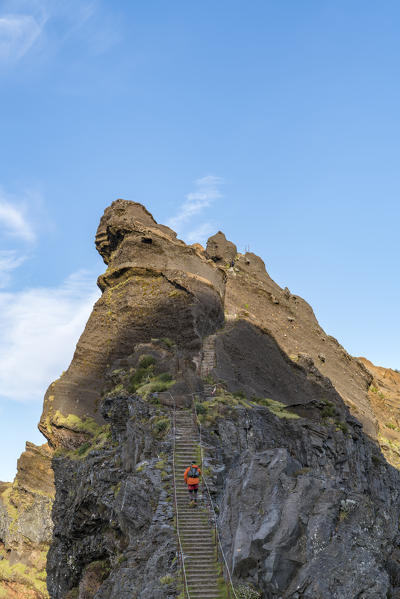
1, 0, 400, 480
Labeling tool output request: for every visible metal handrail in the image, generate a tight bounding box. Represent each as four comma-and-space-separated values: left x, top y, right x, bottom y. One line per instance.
170, 393, 191, 599
191, 394, 239, 599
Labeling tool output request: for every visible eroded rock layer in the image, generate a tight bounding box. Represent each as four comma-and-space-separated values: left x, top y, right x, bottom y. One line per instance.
0, 442, 54, 598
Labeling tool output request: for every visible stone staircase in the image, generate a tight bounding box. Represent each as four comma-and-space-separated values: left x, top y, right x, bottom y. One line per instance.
200, 335, 216, 379
173, 410, 224, 599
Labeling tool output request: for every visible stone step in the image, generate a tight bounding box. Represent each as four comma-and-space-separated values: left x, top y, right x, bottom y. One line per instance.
186, 579, 220, 585
182, 554, 216, 559
181, 539, 214, 545
186, 574, 220, 580
183, 556, 217, 561
183, 558, 217, 564
176, 510, 211, 514
180, 531, 214, 537
180, 531, 213, 537
181, 543, 215, 548
173, 405, 222, 599
175, 443, 198, 447
186, 593, 223, 597
187, 586, 220, 593
181, 544, 215, 549
175, 453, 201, 457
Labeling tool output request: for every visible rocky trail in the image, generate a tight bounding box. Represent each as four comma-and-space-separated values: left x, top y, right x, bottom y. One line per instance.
173, 409, 227, 599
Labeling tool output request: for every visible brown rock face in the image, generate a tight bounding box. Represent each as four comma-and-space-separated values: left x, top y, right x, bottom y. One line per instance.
38, 199, 388, 448
39, 199, 225, 447
358, 358, 400, 467
0, 442, 54, 598
206, 231, 237, 265
222, 252, 376, 436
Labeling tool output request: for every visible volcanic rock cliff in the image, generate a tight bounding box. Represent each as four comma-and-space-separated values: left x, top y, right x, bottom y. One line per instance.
2, 199, 400, 599
0, 442, 54, 598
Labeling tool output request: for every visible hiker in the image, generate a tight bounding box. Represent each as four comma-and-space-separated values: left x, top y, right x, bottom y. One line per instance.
184, 461, 202, 506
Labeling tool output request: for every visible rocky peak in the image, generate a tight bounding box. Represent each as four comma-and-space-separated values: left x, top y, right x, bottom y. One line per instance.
206, 231, 237, 264
95, 199, 158, 264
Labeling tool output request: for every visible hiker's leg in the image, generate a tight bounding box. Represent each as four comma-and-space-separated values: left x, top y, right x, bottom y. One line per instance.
193, 487, 198, 503
188, 487, 193, 503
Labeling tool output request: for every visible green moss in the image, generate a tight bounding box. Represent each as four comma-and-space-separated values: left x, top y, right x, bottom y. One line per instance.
55, 423, 112, 460
53, 411, 104, 436
157, 372, 173, 382
135, 375, 175, 398
129, 366, 153, 391
385, 423, 399, 431
161, 337, 175, 348
371, 455, 382, 466
0, 559, 48, 597
160, 574, 174, 585
335, 421, 349, 435
251, 397, 300, 419
0, 485, 18, 523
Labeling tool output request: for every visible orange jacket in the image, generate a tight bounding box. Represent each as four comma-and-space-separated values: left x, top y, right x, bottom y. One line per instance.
184, 464, 202, 485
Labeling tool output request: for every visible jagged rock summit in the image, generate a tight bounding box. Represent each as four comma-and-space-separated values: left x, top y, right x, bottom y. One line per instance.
40, 199, 376, 451
3, 198, 400, 599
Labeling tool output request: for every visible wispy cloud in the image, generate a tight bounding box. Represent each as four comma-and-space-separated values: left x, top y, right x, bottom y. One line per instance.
0, 1, 120, 65
0, 192, 36, 242
0, 271, 100, 403
0, 13, 43, 63
0, 251, 27, 288
186, 223, 215, 245
167, 175, 224, 244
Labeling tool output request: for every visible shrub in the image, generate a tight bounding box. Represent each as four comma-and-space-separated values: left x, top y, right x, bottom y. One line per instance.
154, 417, 170, 434
195, 402, 207, 415
161, 337, 175, 348
335, 421, 349, 435
386, 423, 397, 430
157, 372, 173, 382
77, 441, 91, 456
129, 367, 151, 391
235, 584, 261, 599
321, 400, 336, 418
139, 354, 156, 368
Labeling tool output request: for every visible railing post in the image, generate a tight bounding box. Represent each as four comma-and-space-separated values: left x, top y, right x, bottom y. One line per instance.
227, 573, 232, 599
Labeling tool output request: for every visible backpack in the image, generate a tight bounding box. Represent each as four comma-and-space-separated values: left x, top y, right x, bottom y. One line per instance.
188, 466, 199, 478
